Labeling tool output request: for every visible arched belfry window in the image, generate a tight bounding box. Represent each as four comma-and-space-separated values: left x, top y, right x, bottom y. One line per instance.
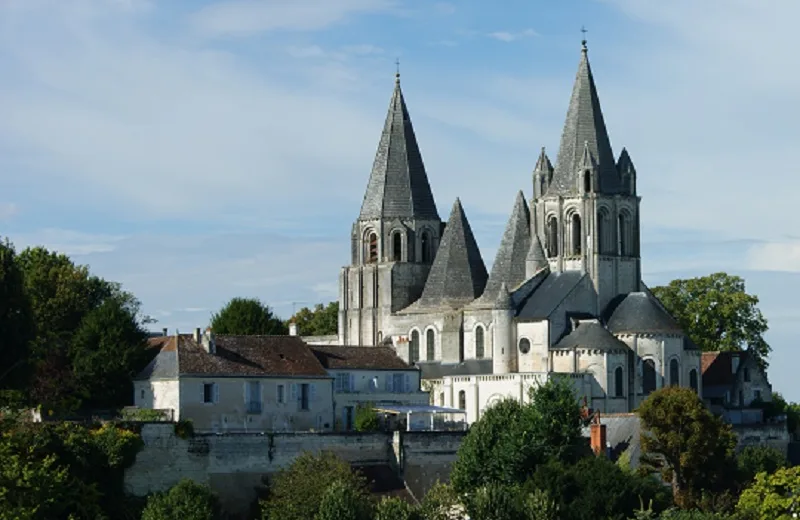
426, 329, 435, 361
570, 213, 581, 255
689, 369, 698, 392
409, 331, 419, 363
421, 231, 432, 263
392, 232, 402, 262
367, 232, 378, 263
614, 366, 624, 397
643, 359, 656, 395
617, 212, 631, 256
458, 390, 466, 410
670, 359, 680, 386
475, 326, 485, 359
583, 171, 592, 193
546, 216, 558, 257
597, 208, 611, 254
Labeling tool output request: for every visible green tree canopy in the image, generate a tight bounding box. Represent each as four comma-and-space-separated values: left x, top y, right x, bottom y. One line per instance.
314, 479, 373, 520
141, 479, 221, 520
374, 496, 421, 520
450, 377, 585, 492
651, 272, 770, 366
637, 387, 738, 507
210, 297, 288, 335
289, 302, 338, 336
354, 403, 380, 432
737, 445, 787, 486
0, 239, 33, 394
261, 451, 368, 520
736, 465, 800, 520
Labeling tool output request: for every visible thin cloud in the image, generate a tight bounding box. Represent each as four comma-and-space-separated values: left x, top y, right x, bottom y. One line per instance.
487, 28, 537, 42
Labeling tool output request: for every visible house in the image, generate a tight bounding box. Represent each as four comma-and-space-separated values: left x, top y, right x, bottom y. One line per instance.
310, 345, 429, 430
134, 329, 334, 432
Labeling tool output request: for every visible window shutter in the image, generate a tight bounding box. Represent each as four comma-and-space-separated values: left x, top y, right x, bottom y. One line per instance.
291, 383, 298, 401
310, 383, 317, 405
386, 375, 394, 392
349, 374, 355, 393
214, 383, 219, 403
201, 383, 205, 403
404, 374, 411, 393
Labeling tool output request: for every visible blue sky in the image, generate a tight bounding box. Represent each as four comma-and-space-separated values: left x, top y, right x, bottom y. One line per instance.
2, 0, 800, 399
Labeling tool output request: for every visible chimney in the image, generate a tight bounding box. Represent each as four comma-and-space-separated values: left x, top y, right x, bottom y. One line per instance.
202, 328, 216, 354
193, 328, 201, 343
289, 322, 298, 337
590, 422, 607, 457
162, 328, 168, 337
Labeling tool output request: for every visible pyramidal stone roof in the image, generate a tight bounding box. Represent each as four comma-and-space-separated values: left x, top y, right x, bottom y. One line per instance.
607, 292, 683, 335
416, 198, 488, 308
359, 75, 440, 221
548, 42, 621, 196
479, 191, 531, 301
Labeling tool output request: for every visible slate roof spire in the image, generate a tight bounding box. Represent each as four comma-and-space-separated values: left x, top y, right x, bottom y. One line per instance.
416, 199, 488, 308
549, 41, 620, 195
358, 74, 440, 221
480, 191, 531, 301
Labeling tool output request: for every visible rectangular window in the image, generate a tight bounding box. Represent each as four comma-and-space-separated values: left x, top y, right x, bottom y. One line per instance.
203, 383, 216, 404
277, 384, 285, 404
246, 381, 262, 414
335, 373, 352, 393
392, 373, 405, 393
300, 383, 310, 410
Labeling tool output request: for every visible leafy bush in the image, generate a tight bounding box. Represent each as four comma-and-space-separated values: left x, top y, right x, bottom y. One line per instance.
354, 403, 380, 432
141, 479, 221, 520
374, 496, 421, 520
314, 479, 373, 520
737, 445, 787, 485
174, 418, 195, 439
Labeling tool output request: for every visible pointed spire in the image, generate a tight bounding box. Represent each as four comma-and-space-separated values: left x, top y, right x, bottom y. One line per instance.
617, 147, 635, 176
525, 232, 548, 278
534, 147, 554, 176
480, 191, 530, 301
417, 199, 488, 308
580, 141, 597, 170
359, 75, 440, 221
549, 42, 620, 195
495, 282, 513, 310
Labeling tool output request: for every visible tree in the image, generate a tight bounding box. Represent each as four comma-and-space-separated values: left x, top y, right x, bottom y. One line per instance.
756, 392, 800, 438
261, 451, 367, 520
637, 387, 738, 507
354, 403, 380, 432
651, 273, 770, 367
0, 239, 33, 394
736, 465, 800, 519
374, 497, 421, 520
289, 302, 339, 336
450, 377, 585, 492
141, 479, 221, 520
211, 297, 288, 336
737, 446, 787, 486
419, 482, 463, 520
314, 479, 374, 520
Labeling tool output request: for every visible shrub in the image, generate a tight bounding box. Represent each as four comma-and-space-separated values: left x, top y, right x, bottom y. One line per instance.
314, 479, 374, 520
141, 479, 220, 520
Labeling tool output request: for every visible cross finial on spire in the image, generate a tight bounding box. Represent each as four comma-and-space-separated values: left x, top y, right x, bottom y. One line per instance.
581, 26, 588, 51
395, 58, 400, 83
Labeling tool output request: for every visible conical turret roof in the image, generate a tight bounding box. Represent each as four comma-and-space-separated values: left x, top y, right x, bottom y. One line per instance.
481, 191, 530, 300
359, 75, 440, 221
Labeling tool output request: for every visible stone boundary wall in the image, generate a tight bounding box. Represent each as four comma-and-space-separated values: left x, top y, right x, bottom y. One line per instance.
124, 424, 465, 517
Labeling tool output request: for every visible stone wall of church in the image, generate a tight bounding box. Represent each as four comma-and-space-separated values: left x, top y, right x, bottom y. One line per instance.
516, 321, 549, 372
125, 424, 465, 518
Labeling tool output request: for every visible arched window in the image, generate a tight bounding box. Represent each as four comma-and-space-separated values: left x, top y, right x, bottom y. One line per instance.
597, 208, 611, 254
458, 390, 466, 410
367, 232, 378, 263
546, 216, 558, 257
583, 171, 591, 193
670, 359, 679, 386
571, 213, 582, 255
614, 366, 624, 397
377, 331, 383, 344
426, 329, 435, 361
643, 359, 656, 395
439, 393, 444, 406
617, 213, 630, 256
392, 232, 402, 262
689, 369, 698, 392
475, 326, 485, 359
421, 231, 432, 263
518, 338, 531, 354
409, 330, 419, 364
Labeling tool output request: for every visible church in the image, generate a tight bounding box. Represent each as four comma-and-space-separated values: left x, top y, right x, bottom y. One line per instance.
334, 41, 702, 424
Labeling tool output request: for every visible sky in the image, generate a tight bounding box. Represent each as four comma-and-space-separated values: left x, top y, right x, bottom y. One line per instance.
1, 0, 799, 399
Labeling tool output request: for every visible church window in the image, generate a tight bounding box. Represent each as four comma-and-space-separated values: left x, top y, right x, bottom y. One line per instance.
546, 216, 558, 257
617, 212, 631, 256
409, 330, 420, 364
367, 232, 378, 263
642, 359, 656, 395
377, 331, 383, 344
475, 326, 485, 359
670, 359, 679, 386
689, 369, 698, 393
392, 232, 402, 262
614, 367, 624, 397
458, 390, 466, 410
598, 208, 611, 254
570, 213, 582, 255
426, 329, 435, 361
421, 231, 432, 263
518, 338, 531, 355
583, 171, 591, 193
439, 393, 444, 406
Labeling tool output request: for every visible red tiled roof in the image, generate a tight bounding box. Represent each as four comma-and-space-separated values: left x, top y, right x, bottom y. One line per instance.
310, 346, 414, 371
178, 335, 329, 378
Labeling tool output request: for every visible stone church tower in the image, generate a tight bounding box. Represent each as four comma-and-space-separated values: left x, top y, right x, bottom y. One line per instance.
530, 41, 641, 314
338, 73, 443, 346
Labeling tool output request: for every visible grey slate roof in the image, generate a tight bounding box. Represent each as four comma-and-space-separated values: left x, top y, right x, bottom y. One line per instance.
478, 191, 530, 301
581, 414, 642, 467
135, 336, 178, 381
359, 75, 440, 221
553, 320, 631, 352
617, 148, 635, 177
548, 43, 622, 196
417, 359, 494, 379
607, 292, 684, 335
416, 199, 488, 308
534, 147, 554, 178
515, 271, 586, 320
526, 234, 548, 274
